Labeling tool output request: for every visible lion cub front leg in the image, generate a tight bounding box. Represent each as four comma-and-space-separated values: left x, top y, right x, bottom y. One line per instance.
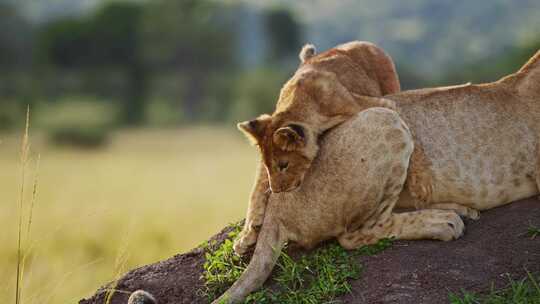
234, 161, 271, 255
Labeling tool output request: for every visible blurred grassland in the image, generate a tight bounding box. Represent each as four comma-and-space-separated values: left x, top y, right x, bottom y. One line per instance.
0, 123, 257, 303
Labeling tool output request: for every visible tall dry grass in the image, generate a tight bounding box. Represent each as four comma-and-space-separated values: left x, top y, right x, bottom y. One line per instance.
104, 219, 134, 304
1, 126, 256, 303
14, 108, 40, 304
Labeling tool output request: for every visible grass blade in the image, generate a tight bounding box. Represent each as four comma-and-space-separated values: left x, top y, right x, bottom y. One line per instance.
16, 106, 31, 304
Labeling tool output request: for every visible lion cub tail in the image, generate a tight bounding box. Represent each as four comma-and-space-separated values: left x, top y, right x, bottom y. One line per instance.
503, 49, 540, 99
212, 218, 286, 304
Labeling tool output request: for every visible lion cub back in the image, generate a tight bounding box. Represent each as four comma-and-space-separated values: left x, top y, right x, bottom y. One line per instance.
271, 107, 414, 246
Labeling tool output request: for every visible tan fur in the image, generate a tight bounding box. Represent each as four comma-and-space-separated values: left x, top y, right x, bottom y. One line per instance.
390, 54, 540, 211
235, 45, 540, 254
234, 41, 401, 253
240, 41, 401, 194
215, 108, 464, 304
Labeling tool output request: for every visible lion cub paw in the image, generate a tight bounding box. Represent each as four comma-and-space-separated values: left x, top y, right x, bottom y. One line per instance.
425, 210, 465, 241
464, 208, 480, 220
233, 229, 258, 256
452, 205, 480, 220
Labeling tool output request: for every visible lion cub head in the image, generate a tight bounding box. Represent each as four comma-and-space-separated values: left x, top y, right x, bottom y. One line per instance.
238, 41, 400, 192
237, 67, 361, 193
238, 114, 317, 192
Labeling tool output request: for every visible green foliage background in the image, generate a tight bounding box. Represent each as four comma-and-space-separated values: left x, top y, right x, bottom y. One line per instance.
2, 0, 539, 136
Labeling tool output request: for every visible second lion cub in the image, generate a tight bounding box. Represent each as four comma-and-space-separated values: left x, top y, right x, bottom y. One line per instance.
234, 41, 400, 254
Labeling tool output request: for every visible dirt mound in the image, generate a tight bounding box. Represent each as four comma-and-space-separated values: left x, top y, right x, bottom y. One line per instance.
80, 198, 539, 304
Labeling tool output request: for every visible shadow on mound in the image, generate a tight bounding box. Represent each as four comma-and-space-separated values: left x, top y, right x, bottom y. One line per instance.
80, 198, 540, 304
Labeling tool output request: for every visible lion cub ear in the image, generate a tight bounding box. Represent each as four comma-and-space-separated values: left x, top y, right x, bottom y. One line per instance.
299, 44, 316, 63
273, 124, 306, 151
237, 114, 271, 145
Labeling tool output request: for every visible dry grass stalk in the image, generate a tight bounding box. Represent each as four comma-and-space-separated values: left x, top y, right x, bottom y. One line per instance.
16, 106, 31, 304
16, 107, 40, 304
105, 219, 134, 304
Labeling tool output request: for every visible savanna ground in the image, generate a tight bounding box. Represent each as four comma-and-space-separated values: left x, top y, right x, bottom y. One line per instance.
1, 122, 255, 303
81, 198, 540, 304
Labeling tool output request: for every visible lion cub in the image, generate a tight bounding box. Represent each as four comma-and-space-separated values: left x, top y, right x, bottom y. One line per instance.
234, 41, 400, 254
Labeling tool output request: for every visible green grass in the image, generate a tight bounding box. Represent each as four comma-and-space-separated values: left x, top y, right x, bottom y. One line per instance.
527, 225, 540, 240
201, 223, 247, 299
202, 224, 393, 304
449, 272, 540, 304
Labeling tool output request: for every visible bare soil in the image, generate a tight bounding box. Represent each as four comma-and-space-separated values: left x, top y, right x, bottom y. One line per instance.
80, 198, 539, 304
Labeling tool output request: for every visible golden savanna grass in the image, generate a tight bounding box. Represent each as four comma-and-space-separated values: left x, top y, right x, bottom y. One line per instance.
1, 126, 256, 303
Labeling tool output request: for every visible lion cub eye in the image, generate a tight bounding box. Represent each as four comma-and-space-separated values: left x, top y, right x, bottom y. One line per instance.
278, 161, 289, 171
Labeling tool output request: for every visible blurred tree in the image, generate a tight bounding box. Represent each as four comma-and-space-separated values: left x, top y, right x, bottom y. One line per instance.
229, 67, 290, 121
394, 61, 430, 90
91, 2, 146, 125
37, 18, 91, 67
0, 3, 33, 128
263, 8, 302, 63
142, 0, 237, 121
442, 40, 540, 85
90, 3, 142, 65
0, 3, 33, 70
37, 2, 147, 125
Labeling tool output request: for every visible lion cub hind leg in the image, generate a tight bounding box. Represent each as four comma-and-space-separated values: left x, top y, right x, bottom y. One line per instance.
430, 203, 480, 220
338, 210, 464, 249
391, 210, 464, 241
